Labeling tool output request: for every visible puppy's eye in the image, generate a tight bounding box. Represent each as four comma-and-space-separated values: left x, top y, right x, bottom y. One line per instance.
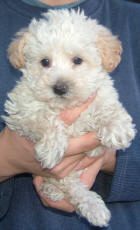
41, 58, 50, 67
73, 57, 83, 65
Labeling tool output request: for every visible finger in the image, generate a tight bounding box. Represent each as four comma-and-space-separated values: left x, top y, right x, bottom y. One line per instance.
49, 153, 84, 176
75, 156, 97, 170
80, 157, 104, 189
65, 132, 100, 156
34, 154, 84, 179
52, 156, 84, 179
60, 93, 96, 125
101, 149, 116, 173
32, 153, 84, 178
33, 175, 44, 191
75, 148, 105, 171
72, 94, 96, 115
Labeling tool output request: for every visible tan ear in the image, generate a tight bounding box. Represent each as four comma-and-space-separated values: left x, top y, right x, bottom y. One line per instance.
96, 27, 122, 72
8, 30, 28, 69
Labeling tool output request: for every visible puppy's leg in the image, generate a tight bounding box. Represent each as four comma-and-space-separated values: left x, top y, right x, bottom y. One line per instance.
35, 119, 68, 169
43, 171, 111, 227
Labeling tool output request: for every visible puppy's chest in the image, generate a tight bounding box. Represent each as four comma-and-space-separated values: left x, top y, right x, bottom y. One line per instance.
67, 105, 97, 137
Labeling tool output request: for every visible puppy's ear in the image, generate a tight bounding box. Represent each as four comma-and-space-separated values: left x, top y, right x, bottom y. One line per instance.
96, 27, 122, 72
8, 29, 29, 69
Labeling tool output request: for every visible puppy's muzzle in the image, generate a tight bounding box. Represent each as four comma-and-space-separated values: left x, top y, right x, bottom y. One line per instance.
53, 83, 69, 96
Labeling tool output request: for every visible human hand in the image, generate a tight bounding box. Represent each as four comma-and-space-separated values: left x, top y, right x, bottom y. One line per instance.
33, 148, 116, 212
0, 95, 97, 182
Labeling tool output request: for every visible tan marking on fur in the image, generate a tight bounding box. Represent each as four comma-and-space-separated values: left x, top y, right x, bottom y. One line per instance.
8, 30, 29, 69
97, 28, 122, 72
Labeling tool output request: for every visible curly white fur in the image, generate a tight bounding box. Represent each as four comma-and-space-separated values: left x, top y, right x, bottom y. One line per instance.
2, 9, 136, 226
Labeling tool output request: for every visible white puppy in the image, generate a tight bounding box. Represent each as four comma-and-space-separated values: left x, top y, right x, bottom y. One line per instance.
3, 10, 136, 227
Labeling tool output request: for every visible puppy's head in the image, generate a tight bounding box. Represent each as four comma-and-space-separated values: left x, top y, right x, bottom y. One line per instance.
8, 10, 122, 109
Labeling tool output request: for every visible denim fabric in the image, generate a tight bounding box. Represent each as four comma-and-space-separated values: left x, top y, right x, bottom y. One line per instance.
0, 179, 14, 219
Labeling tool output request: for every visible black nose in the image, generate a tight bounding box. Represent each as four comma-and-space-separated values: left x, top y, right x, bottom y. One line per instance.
53, 83, 68, 95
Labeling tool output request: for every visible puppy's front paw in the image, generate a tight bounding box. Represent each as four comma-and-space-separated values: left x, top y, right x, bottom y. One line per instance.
35, 143, 66, 169
35, 134, 68, 169
98, 116, 136, 150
